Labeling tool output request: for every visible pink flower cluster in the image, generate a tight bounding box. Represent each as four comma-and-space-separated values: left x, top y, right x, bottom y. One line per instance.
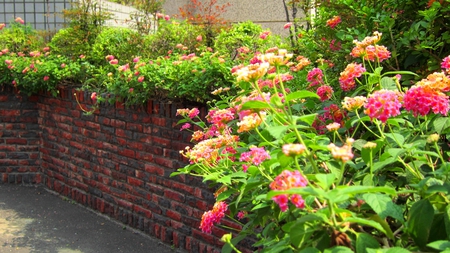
239, 146, 270, 167
269, 170, 308, 212
364, 90, 402, 123
199, 201, 228, 234
326, 16, 341, 29
328, 138, 354, 163
307, 68, 324, 87
313, 104, 347, 134
317, 85, 334, 101
403, 85, 449, 116
339, 63, 366, 91
442, 55, 450, 70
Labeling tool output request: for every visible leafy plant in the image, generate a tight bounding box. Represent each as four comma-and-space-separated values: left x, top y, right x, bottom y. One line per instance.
173, 32, 450, 252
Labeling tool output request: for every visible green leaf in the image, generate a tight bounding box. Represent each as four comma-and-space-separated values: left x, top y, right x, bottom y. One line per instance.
387, 148, 406, 159
266, 125, 289, 139
428, 240, 450, 250
445, 205, 450, 238
356, 233, 380, 253
380, 76, 396, 90
297, 113, 317, 126
363, 193, 405, 222
344, 217, 389, 237
299, 248, 321, 253
241, 100, 270, 110
407, 199, 434, 248
286, 90, 320, 102
290, 222, 314, 248
316, 174, 336, 189
324, 246, 354, 253
334, 186, 397, 197
433, 117, 450, 134
385, 133, 405, 146
217, 175, 231, 184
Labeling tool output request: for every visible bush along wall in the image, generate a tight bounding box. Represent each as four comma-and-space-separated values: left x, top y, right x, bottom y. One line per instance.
0, 86, 41, 184
0, 86, 242, 253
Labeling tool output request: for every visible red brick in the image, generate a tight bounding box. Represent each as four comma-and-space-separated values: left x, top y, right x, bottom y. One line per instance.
118, 148, 135, 158
164, 189, 185, 202
127, 177, 143, 187
144, 164, 164, 176
166, 210, 182, 222
6, 139, 27, 145
154, 156, 174, 168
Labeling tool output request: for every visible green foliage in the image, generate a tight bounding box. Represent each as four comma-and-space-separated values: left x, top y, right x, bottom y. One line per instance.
142, 19, 205, 59
0, 20, 44, 53
214, 21, 283, 59
90, 27, 144, 65
49, 27, 91, 59
289, 0, 450, 77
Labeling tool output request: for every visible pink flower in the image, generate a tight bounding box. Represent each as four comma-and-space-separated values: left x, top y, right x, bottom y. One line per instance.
282, 144, 306, 156
133, 57, 140, 63
156, 13, 164, 19
363, 45, 391, 62
442, 55, 450, 70
284, 22, 292, 29
259, 31, 270, 40
188, 108, 200, 119
164, 15, 170, 21
91, 92, 97, 103
79, 55, 85, 59
403, 85, 449, 116
237, 211, 246, 220
328, 138, 354, 163
196, 35, 202, 42
109, 59, 118, 65
317, 85, 334, 101
15, 17, 24, 24
60, 63, 66, 68
330, 39, 341, 51
129, 88, 134, 93
199, 201, 228, 234
364, 89, 402, 123
270, 170, 308, 212
273, 194, 289, 212
326, 16, 341, 29
43, 47, 50, 52
137, 76, 144, 82
0, 23, 5, 30
43, 76, 49, 81
5, 59, 12, 65
180, 123, 191, 131
105, 55, 115, 61
339, 63, 366, 91
307, 68, 324, 87
239, 146, 270, 166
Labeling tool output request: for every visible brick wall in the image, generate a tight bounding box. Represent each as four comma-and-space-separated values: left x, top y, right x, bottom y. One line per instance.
0, 86, 41, 184
0, 86, 239, 253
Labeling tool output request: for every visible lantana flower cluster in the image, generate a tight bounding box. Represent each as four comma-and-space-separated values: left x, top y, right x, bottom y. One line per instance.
270, 170, 308, 212
199, 201, 228, 234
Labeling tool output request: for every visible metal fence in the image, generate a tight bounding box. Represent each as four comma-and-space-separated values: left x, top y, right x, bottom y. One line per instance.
0, 0, 71, 31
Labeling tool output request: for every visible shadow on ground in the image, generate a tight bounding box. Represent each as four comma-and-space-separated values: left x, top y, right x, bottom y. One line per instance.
0, 184, 182, 253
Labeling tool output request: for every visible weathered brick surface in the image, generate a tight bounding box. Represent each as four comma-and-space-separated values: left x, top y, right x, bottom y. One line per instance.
0, 86, 226, 252
0, 87, 41, 184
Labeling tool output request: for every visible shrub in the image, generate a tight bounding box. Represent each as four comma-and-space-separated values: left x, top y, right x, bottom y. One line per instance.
214, 21, 283, 60
49, 27, 92, 59
142, 19, 205, 59
90, 27, 144, 65
0, 19, 45, 53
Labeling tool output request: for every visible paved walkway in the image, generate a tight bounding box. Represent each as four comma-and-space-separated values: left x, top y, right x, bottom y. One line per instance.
0, 184, 182, 253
